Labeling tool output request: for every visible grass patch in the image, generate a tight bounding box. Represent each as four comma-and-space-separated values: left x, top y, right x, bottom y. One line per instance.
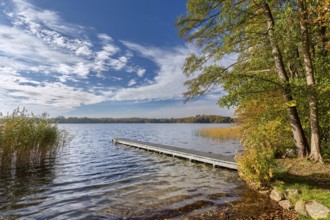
0, 108, 69, 170
194, 126, 240, 140
273, 158, 330, 213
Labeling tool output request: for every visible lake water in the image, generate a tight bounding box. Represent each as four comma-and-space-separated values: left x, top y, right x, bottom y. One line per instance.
0, 124, 243, 219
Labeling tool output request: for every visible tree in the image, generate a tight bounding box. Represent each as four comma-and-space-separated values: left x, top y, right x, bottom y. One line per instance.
296, 0, 322, 162
176, 0, 309, 157
263, 2, 309, 157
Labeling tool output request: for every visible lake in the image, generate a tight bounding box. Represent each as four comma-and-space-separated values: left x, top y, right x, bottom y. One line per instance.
0, 124, 243, 219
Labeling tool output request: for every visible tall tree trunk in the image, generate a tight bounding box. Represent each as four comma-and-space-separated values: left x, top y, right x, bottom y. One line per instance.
297, 0, 323, 162
263, 3, 309, 157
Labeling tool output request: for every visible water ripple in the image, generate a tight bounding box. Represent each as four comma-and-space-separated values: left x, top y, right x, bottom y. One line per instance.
0, 124, 242, 219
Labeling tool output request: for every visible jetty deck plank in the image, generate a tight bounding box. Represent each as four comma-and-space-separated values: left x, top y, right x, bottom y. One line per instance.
113, 138, 237, 170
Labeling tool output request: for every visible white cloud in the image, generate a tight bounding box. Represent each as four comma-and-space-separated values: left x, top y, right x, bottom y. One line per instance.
136, 68, 146, 77
112, 41, 189, 101
0, 25, 82, 65
0, 0, 235, 117
128, 79, 136, 86
1, 0, 131, 78
109, 58, 126, 71
109, 41, 235, 110
0, 0, 135, 113
0, 70, 107, 114
10, 0, 80, 35
98, 33, 113, 42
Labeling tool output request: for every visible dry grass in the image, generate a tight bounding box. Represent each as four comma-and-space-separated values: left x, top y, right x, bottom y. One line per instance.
195, 126, 240, 140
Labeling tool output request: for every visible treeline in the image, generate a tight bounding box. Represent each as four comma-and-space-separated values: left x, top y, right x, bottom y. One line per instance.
52, 115, 233, 124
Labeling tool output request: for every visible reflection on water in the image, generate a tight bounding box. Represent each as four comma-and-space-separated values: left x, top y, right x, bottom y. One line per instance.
0, 124, 243, 219
0, 158, 56, 218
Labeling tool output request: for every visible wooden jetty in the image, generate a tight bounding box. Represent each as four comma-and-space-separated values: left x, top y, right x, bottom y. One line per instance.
112, 138, 237, 170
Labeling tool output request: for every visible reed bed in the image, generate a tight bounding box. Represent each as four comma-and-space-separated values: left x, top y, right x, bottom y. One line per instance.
195, 126, 241, 140
0, 108, 69, 171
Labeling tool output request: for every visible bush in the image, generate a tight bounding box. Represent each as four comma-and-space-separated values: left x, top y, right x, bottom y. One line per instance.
0, 108, 68, 170
237, 143, 275, 190
233, 93, 288, 189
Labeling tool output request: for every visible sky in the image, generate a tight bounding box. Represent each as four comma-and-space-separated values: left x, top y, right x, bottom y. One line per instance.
0, 0, 235, 118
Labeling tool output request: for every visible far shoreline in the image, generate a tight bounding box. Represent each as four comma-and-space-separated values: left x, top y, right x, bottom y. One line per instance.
52, 114, 234, 124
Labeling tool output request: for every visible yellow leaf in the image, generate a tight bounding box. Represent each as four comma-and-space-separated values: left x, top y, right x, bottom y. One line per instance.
285, 100, 296, 107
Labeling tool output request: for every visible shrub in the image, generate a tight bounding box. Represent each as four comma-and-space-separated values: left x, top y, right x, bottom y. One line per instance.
234, 93, 289, 189
0, 108, 68, 170
237, 143, 275, 190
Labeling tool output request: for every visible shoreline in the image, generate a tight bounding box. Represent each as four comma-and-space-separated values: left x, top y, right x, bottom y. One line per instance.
130, 185, 298, 220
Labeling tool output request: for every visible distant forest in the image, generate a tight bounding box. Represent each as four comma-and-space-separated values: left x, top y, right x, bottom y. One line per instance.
52, 115, 233, 124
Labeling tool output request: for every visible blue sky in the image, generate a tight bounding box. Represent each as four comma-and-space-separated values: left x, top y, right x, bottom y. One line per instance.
0, 0, 235, 118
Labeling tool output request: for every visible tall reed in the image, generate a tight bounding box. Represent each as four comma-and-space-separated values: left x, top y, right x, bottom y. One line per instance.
195, 126, 241, 140
0, 108, 69, 170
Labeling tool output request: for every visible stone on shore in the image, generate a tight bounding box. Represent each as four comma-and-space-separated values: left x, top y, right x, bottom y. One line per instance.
305, 200, 329, 219
279, 200, 292, 210
294, 200, 308, 216
285, 188, 299, 198
270, 189, 284, 202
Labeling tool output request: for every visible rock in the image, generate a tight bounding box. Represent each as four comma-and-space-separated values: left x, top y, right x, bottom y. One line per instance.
279, 200, 292, 210
285, 188, 299, 198
270, 189, 284, 202
305, 200, 330, 219
294, 200, 308, 216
